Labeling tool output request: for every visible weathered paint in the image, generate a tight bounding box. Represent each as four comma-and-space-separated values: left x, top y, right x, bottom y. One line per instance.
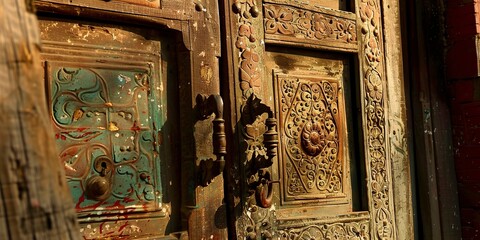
49, 66, 163, 215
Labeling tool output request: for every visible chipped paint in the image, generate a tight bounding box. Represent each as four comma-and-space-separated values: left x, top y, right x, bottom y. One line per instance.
200, 65, 213, 85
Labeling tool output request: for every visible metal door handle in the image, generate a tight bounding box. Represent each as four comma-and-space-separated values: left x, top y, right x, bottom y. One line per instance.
196, 94, 226, 186
84, 156, 113, 201
252, 115, 278, 208
243, 94, 279, 208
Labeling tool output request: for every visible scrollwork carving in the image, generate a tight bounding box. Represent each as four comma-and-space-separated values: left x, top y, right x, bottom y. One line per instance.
276, 74, 345, 201
278, 221, 369, 240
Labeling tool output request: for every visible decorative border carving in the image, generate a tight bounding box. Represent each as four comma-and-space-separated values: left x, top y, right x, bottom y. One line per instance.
231, 2, 276, 239
233, 0, 263, 98
359, 0, 396, 238
278, 220, 370, 240
236, 206, 275, 239
263, 4, 357, 51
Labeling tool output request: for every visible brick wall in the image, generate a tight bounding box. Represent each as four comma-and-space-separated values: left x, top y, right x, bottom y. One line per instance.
446, 0, 480, 239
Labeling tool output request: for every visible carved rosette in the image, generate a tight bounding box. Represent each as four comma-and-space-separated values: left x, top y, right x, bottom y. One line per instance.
359, 0, 396, 238
278, 221, 369, 240
264, 4, 357, 45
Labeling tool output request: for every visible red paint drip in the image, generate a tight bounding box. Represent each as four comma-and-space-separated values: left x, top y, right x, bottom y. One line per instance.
75, 193, 104, 211
99, 222, 105, 234
117, 221, 129, 234
75, 194, 86, 209
109, 200, 126, 210
131, 121, 141, 131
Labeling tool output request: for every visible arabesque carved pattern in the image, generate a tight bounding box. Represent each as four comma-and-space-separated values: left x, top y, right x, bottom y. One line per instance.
359, 0, 396, 238
278, 220, 369, 240
277, 74, 345, 201
264, 4, 357, 46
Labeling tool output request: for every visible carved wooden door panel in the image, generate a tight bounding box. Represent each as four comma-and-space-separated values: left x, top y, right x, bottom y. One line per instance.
36, 0, 227, 239
221, 0, 402, 239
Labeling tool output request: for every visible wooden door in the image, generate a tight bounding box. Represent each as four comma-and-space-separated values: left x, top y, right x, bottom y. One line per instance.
220, 0, 411, 239
35, 0, 227, 239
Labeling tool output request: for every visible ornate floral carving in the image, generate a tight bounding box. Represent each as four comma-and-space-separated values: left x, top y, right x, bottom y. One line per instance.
236, 205, 275, 240
278, 220, 370, 240
276, 74, 345, 201
359, 0, 396, 238
264, 4, 357, 46
233, 0, 262, 96
264, 5, 295, 35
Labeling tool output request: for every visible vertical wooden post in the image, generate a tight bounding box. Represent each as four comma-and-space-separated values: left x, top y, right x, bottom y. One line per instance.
0, 0, 80, 239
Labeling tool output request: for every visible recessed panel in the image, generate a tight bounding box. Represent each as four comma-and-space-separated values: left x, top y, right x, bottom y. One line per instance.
50, 64, 160, 213
275, 73, 347, 202
40, 18, 180, 239
267, 48, 352, 212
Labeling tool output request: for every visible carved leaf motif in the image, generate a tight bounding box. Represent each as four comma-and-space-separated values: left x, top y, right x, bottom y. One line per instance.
233, 0, 262, 95
240, 49, 261, 90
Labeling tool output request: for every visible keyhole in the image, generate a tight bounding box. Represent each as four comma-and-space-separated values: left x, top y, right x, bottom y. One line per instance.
100, 161, 107, 176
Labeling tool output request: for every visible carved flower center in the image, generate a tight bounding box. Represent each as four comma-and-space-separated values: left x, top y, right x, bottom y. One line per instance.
301, 122, 326, 157
310, 131, 321, 145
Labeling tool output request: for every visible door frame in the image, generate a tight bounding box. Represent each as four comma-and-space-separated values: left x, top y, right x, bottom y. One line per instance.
400, 0, 462, 239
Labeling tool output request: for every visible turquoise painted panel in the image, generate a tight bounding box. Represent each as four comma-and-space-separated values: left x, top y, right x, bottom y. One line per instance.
49, 64, 162, 214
